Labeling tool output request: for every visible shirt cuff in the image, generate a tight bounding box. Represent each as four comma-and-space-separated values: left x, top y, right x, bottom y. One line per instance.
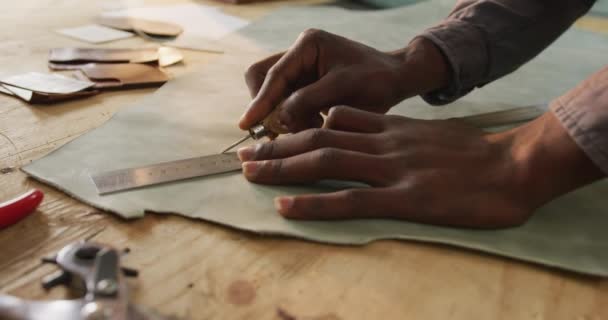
415, 20, 489, 106
550, 66, 608, 175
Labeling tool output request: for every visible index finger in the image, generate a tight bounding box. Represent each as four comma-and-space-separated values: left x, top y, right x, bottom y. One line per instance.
244, 52, 284, 98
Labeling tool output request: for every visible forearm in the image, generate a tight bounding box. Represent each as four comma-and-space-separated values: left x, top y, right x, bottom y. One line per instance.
503, 112, 604, 210
389, 37, 450, 100
498, 66, 608, 209
417, 0, 595, 105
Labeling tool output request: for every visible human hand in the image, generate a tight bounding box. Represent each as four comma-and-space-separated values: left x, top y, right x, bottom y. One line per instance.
239, 29, 448, 133
237, 106, 603, 228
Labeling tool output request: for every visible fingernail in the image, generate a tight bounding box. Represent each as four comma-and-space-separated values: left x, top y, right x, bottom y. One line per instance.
274, 196, 294, 215
237, 146, 255, 162
238, 144, 263, 161
242, 161, 261, 179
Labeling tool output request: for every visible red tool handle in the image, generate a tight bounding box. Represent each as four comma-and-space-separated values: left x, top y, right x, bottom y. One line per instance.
0, 189, 44, 229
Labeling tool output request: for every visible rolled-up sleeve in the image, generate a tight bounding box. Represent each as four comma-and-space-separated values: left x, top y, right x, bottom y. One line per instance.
551, 66, 608, 175
417, 0, 595, 105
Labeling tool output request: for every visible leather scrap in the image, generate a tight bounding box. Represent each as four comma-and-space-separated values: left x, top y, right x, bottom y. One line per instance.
75, 63, 169, 89
97, 15, 183, 37
0, 83, 98, 104
0, 72, 94, 95
49, 47, 183, 67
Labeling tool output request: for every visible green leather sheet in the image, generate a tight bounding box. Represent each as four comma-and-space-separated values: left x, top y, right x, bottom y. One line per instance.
24, 1, 608, 276
352, 0, 422, 9
354, 0, 608, 12
592, 0, 608, 16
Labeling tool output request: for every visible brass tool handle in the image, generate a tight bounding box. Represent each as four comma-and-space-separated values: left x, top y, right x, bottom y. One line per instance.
248, 106, 290, 140
261, 107, 289, 138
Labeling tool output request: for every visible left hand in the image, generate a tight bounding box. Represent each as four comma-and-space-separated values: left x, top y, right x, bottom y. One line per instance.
239, 30, 447, 133
237, 106, 603, 228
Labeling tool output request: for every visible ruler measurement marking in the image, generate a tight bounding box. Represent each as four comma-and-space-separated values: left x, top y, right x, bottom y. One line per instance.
92, 152, 242, 195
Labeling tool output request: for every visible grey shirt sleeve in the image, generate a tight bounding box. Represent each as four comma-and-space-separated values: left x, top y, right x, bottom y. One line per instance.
416, 0, 595, 105
551, 66, 608, 175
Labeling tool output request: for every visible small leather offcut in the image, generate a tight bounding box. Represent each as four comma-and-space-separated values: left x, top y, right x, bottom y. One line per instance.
0, 84, 98, 103
76, 63, 169, 89
49, 47, 159, 64
48, 47, 183, 67
97, 15, 183, 37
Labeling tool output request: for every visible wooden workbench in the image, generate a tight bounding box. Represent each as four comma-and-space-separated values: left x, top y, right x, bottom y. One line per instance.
1, 1, 607, 319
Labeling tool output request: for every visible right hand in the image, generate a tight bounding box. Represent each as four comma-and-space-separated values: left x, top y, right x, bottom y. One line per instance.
239, 29, 449, 132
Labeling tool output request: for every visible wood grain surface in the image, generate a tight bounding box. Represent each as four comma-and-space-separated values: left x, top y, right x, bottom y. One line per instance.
1, 1, 607, 319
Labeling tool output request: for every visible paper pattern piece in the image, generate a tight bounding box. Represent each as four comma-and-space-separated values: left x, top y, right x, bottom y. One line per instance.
56, 24, 134, 44
100, 4, 249, 51
24, 2, 608, 276
1, 72, 94, 94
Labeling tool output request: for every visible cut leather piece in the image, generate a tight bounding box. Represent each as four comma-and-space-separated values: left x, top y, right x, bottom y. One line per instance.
1, 83, 98, 103
0, 72, 94, 95
49, 47, 159, 64
23, 2, 608, 276
76, 63, 169, 89
157, 47, 183, 67
97, 15, 183, 37
48, 63, 87, 71
49, 47, 183, 67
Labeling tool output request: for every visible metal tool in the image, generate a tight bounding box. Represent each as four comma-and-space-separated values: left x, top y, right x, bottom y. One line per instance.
220, 123, 275, 154
221, 107, 287, 154
0, 241, 174, 320
0, 189, 44, 229
222, 104, 547, 153
451, 104, 546, 128
91, 152, 242, 195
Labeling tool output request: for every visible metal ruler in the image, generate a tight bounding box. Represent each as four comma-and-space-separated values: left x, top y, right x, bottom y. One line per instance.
91, 105, 546, 195
91, 152, 241, 195
455, 104, 546, 128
